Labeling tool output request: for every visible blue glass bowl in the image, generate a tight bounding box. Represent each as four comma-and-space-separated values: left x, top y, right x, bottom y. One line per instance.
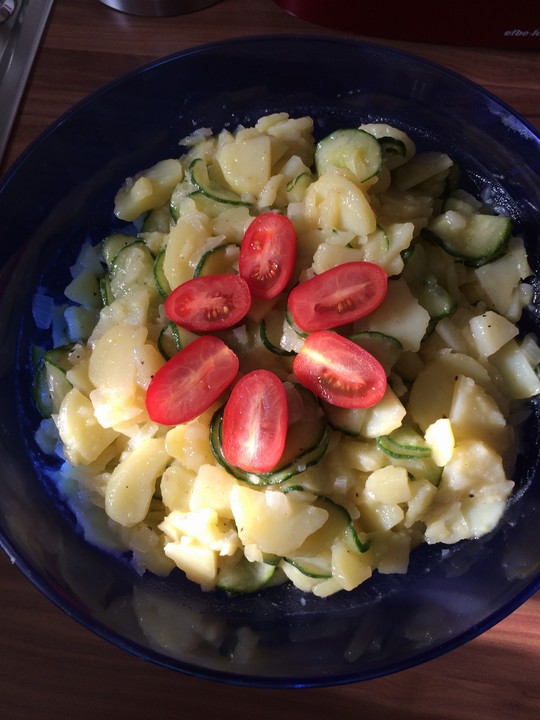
1, 36, 539, 688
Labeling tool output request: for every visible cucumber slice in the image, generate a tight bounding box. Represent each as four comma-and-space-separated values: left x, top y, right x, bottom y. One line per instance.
297, 495, 369, 556
157, 322, 182, 360
193, 242, 240, 278
321, 401, 366, 436
209, 394, 328, 487
109, 240, 156, 299
169, 181, 191, 221
280, 483, 307, 494
157, 322, 198, 359
378, 136, 407, 164
188, 190, 238, 218
277, 306, 309, 354
315, 128, 382, 183
189, 158, 251, 206
101, 233, 136, 269
142, 205, 171, 233
318, 496, 370, 553
285, 172, 313, 201
283, 554, 332, 579
99, 276, 113, 306
259, 319, 295, 357
33, 346, 74, 418
217, 554, 276, 594
153, 250, 171, 298
348, 330, 403, 375
359, 123, 415, 169
285, 306, 308, 339
425, 211, 512, 266
42, 344, 75, 372
411, 275, 456, 321
377, 426, 432, 459
377, 428, 442, 485
31, 345, 45, 370
259, 308, 295, 357
393, 455, 443, 486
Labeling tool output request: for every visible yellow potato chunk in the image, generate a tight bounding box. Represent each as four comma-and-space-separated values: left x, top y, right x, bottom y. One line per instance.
354, 278, 430, 352
469, 310, 518, 357
164, 538, 217, 587
165, 421, 215, 471
105, 437, 169, 527
114, 159, 184, 222
423, 440, 514, 544
189, 464, 237, 519
404, 478, 437, 527
371, 531, 410, 574
163, 213, 211, 291
408, 349, 504, 431
424, 418, 455, 466
160, 464, 194, 512
331, 540, 372, 591
360, 501, 405, 532
490, 339, 540, 400
56, 388, 120, 465
160, 508, 237, 555
89, 322, 147, 392
361, 385, 406, 438
364, 465, 411, 504
449, 375, 511, 452
89, 322, 148, 428
230, 485, 328, 556
216, 134, 272, 196
304, 173, 377, 236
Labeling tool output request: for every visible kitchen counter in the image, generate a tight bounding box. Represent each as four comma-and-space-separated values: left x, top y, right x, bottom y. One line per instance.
1, 1, 540, 717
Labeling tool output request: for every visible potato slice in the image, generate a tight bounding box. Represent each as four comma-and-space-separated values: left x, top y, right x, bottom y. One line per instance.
230, 485, 328, 556
164, 538, 217, 587
114, 159, 183, 222
56, 388, 120, 465
216, 134, 272, 196
354, 278, 430, 352
449, 375, 511, 452
469, 310, 518, 357
364, 465, 411, 504
304, 173, 377, 236
408, 349, 505, 431
105, 437, 169, 527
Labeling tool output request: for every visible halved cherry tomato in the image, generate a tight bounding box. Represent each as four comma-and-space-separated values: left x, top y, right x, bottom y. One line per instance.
239, 212, 296, 300
293, 330, 387, 408
146, 335, 239, 425
165, 273, 251, 332
288, 261, 387, 332
221, 369, 288, 473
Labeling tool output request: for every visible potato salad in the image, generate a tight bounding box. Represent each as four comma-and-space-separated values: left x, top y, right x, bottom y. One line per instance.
33, 113, 540, 597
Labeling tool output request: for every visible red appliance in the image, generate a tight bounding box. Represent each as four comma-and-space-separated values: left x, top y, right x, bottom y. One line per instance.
274, 0, 540, 49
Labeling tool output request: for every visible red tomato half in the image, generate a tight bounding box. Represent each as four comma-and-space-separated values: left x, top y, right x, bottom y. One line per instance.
293, 331, 387, 408
221, 369, 288, 473
146, 335, 239, 425
288, 261, 387, 332
239, 212, 296, 300
165, 273, 251, 332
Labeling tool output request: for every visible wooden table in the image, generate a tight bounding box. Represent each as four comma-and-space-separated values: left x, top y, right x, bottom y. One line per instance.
2, 1, 540, 717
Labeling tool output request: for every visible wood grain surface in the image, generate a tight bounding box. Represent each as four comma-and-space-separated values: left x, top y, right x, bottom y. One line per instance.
1, 1, 540, 718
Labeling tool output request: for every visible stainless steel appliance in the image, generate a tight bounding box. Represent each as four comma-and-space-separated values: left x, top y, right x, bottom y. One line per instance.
0, 0, 54, 165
